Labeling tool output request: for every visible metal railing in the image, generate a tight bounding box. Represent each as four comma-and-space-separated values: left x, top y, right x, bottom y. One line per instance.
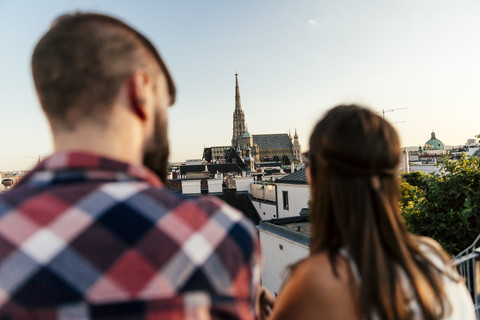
454, 234, 480, 319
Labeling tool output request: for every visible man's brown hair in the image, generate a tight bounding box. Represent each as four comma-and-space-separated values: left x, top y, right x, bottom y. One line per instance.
31, 12, 176, 126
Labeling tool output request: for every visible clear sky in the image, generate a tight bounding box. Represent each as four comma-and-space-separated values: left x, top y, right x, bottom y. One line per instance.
1, 0, 479, 170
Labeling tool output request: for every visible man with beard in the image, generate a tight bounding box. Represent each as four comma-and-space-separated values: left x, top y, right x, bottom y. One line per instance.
0, 13, 262, 319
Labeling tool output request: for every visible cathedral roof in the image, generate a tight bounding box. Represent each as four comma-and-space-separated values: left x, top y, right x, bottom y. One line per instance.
252, 134, 293, 150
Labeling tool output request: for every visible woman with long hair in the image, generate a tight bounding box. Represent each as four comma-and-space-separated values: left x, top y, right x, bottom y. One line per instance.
269, 105, 475, 320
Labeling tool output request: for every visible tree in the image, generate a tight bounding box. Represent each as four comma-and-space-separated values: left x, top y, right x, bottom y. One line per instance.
401, 155, 480, 255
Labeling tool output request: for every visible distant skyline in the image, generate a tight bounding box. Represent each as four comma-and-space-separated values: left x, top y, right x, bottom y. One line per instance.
1, 0, 480, 170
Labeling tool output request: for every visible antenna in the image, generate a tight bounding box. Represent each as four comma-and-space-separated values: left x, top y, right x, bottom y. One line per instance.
379, 107, 408, 119
24, 155, 44, 165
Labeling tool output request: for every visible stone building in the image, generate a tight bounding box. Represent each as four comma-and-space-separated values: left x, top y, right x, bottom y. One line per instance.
292, 129, 302, 162
231, 73, 246, 146
224, 73, 302, 165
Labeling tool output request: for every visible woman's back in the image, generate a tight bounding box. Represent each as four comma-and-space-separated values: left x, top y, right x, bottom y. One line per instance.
270, 239, 475, 320
270, 251, 361, 320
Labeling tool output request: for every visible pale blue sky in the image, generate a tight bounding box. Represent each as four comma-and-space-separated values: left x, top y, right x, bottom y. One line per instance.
1, 0, 479, 170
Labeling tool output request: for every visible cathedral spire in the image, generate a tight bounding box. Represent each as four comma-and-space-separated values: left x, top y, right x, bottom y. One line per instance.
292, 127, 302, 163
232, 72, 246, 146
235, 72, 242, 111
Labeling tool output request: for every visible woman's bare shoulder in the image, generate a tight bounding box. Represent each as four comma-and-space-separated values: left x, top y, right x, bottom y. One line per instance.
269, 252, 361, 320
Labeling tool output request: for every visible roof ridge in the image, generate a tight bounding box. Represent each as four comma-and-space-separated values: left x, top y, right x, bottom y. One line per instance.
252, 133, 289, 136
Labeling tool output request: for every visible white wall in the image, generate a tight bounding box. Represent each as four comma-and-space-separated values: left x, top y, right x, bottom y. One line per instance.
410, 164, 441, 174
185, 159, 203, 165
235, 177, 254, 192
252, 200, 277, 220
262, 174, 287, 182
251, 184, 276, 202
207, 179, 222, 193
467, 146, 480, 156
400, 148, 410, 173
257, 224, 309, 295
181, 180, 201, 194
276, 184, 310, 218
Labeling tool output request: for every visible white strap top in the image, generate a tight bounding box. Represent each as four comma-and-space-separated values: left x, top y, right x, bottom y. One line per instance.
339, 242, 476, 320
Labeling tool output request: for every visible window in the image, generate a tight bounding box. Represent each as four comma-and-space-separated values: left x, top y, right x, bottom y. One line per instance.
282, 191, 289, 210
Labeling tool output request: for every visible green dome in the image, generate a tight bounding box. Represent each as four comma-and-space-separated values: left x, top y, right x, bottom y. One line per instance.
424, 131, 445, 150
242, 130, 251, 138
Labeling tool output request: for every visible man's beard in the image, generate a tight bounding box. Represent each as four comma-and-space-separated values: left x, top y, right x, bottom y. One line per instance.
143, 113, 169, 183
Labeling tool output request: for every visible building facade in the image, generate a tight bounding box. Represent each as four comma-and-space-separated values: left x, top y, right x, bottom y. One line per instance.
257, 222, 309, 295
207, 73, 303, 168
250, 168, 310, 221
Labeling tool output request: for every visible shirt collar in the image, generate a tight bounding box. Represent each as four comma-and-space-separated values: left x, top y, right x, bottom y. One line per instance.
20, 151, 162, 188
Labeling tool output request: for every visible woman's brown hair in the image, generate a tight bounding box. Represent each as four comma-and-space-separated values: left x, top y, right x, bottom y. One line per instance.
308, 105, 452, 319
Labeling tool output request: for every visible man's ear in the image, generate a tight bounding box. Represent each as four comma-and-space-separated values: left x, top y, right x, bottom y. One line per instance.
128, 72, 148, 121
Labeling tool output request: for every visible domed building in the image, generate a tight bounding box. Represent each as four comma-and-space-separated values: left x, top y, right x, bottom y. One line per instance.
424, 131, 445, 151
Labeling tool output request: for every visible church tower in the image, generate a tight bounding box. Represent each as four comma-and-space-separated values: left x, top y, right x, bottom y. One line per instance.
231, 73, 246, 146
293, 128, 302, 163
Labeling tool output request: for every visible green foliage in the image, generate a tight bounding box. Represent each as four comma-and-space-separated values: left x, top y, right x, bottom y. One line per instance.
400, 179, 420, 213
401, 155, 480, 255
401, 171, 429, 191
307, 198, 312, 211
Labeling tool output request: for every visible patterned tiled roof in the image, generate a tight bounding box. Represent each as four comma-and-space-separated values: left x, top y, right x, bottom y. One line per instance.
276, 168, 307, 185
252, 134, 293, 150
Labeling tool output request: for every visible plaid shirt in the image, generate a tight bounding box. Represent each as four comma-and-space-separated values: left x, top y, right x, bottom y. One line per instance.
0, 152, 261, 320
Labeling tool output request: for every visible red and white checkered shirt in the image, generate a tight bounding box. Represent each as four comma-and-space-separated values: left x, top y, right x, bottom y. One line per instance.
0, 152, 261, 319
